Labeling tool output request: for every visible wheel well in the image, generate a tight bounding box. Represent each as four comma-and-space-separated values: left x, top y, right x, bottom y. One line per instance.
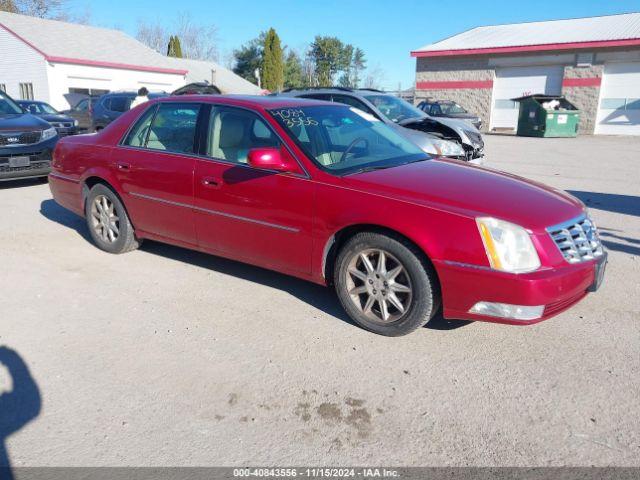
82, 176, 129, 216
82, 176, 111, 202
323, 224, 440, 290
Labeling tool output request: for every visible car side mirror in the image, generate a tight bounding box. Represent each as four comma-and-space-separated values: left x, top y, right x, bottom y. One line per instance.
247, 147, 302, 174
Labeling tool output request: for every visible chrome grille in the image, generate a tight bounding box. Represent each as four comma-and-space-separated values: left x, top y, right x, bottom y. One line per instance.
547, 215, 604, 264
0, 131, 41, 146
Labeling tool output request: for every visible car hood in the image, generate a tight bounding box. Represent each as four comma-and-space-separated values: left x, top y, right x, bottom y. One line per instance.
390, 123, 439, 149
40, 114, 74, 123
341, 159, 584, 231
0, 113, 50, 131
400, 115, 479, 146
441, 113, 479, 121
429, 115, 479, 133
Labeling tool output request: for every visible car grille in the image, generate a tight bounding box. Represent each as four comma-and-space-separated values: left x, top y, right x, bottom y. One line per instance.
547, 215, 604, 264
51, 122, 74, 128
0, 131, 42, 146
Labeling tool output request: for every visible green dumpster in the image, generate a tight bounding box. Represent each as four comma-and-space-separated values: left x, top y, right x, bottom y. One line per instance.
512, 94, 580, 138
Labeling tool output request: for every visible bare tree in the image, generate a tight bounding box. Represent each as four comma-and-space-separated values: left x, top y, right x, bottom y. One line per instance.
175, 13, 218, 61
136, 20, 169, 54
363, 64, 387, 90
136, 13, 218, 62
1, 0, 65, 18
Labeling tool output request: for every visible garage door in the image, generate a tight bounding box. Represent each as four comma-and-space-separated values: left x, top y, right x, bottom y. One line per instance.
490, 66, 564, 131
595, 62, 640, 136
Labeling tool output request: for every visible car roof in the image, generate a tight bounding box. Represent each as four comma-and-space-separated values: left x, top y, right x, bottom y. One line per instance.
277, 88, 386, 98
153, 94, 337, 109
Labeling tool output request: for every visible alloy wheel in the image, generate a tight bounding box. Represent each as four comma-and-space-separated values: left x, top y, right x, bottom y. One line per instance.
345, 248, 413, 323
90, 195, 120, 244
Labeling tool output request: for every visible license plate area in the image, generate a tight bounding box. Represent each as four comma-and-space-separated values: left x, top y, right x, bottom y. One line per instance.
588, 253, 607, 292
9, 156, 30, 168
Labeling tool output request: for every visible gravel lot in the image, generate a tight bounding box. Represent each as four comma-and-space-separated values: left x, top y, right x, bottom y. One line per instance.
1, 134, 639, 467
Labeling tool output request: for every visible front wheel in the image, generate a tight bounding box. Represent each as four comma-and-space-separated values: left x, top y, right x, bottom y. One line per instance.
85, 183, 140, 254
334, 232, 438, 336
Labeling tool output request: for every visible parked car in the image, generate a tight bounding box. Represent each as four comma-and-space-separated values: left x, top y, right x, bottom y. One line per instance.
61, 97, 99, 133
48, 96, 606, 336
418, 99, 482, 130
17, 100, 79, 137
0, 90, 58, 181
276, 87, 483, 164
90, 91, 168, 132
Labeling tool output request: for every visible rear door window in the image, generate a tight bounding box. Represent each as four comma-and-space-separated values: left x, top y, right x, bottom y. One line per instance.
146, 103, 200, 154
123, 105, 157, 147
331, 95, 379, 118
106, 96, 132, 112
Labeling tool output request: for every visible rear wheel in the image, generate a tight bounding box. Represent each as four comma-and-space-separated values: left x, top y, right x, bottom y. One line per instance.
85, 184, 140, 254
334, 232, 438, 336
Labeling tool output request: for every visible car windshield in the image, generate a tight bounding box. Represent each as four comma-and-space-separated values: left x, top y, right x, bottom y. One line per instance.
0, 92, 24, 115
363, 94, 426, 123
269, 105, 428, 175
439, 102, 468, 114
22, 102, 58, 114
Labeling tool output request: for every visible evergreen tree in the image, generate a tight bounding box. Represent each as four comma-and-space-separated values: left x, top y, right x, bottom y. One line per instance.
261, 28, 284, 92
351, 48, 366, 88
173, 35, 183, 58
284, 50, 304, 89
167, 36, 184, 58
233, 34, 265, 84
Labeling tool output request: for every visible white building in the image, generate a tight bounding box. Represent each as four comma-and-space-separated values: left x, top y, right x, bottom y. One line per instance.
0, 11, 261, 111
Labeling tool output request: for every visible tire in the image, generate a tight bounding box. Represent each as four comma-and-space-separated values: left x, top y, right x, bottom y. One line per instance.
85, 183, 140, 254
334, 232, 439, 336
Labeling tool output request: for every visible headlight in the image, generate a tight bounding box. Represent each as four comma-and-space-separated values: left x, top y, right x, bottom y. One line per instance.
73, 119, 79, 127
41, 127, 57, 142
476, 217, 540, 273
424, 139, 465, 157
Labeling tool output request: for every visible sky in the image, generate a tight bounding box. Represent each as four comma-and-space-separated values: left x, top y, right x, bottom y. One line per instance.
67, 0, 640, 90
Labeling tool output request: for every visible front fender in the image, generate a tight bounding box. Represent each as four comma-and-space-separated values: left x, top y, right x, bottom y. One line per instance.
311, 182, 485, 284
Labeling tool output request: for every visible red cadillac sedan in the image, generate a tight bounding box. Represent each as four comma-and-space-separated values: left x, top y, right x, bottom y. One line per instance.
49, 95, 606, 336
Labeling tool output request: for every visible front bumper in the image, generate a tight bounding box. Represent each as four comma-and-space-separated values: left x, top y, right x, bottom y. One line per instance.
434, 254, 606, 325
55, 126, 79, 137
0, 137, 57, 181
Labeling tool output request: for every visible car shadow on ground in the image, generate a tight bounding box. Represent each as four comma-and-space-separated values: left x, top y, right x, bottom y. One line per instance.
40, 199, 470, 332
597, 228, 640, 257
0, 347, 41, 480
567, 190, 640, 217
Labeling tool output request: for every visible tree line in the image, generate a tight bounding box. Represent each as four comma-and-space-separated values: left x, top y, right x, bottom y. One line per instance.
233, 29, 373, 92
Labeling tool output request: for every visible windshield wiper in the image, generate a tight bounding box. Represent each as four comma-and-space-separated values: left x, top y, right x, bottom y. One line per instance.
345, 164, 397, 175
346, 158, 429, 176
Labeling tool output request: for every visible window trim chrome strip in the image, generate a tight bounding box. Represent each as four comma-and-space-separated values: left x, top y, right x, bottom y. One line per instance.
128, 191, 300, 233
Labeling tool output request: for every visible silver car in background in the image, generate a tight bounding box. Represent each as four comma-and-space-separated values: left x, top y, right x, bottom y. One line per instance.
275, 87, 484, 164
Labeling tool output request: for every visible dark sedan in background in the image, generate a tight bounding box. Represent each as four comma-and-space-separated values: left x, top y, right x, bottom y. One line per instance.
17, 100, 79, 137
0, 91, 58, 181
418, 100, 482, 130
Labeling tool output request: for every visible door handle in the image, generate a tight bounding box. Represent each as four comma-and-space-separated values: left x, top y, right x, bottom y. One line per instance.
202, 177, 222, 188
117, 162, 130, 171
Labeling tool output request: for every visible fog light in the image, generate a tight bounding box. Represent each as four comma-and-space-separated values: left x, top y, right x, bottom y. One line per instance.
469, 302, 544, 321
